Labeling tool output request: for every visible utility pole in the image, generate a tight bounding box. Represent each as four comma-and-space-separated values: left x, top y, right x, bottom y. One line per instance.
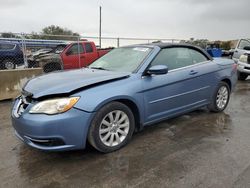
99, 6, 102, 48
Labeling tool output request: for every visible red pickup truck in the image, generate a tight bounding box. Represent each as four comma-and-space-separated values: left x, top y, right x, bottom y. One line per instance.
61, 41, 112, 69
30, 41, 112, 72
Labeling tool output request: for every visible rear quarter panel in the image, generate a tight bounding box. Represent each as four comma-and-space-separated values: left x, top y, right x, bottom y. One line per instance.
212, 58, 237, 91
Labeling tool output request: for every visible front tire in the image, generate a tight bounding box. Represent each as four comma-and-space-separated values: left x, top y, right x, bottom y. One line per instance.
43, 62, 62, 73
88, 102, 135, 153
3, 59, 16, 70
208, 81, 230, 113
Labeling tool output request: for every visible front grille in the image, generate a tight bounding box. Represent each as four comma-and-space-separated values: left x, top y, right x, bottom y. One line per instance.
247, 55, 250, 64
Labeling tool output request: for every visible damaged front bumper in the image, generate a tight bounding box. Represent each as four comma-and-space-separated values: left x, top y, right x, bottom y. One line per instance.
11, 97, 94, 151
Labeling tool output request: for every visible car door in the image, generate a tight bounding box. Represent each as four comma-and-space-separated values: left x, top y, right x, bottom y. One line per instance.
62, 43, 85, 69
142, 47, 213, 124
187, 48, 219, 100
233, 39, 250, 60
82, 43, 98, 66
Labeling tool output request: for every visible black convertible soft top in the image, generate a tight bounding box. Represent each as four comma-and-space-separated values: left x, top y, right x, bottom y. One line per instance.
130, 42, 213, 61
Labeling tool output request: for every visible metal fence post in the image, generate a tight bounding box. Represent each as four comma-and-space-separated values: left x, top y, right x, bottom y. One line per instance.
117, 38, 120, 48
21, 33, 28, 68
77, 36, 81, 68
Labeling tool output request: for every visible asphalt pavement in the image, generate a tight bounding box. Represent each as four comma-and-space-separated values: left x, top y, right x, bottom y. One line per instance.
0, 80, 250, 188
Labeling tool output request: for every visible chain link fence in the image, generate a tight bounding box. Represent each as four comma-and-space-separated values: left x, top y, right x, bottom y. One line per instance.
0, 32, 182, 73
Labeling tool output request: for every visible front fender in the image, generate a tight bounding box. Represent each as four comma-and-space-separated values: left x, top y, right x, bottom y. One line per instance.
93, 95, 141, 112
73, 76, 144, 121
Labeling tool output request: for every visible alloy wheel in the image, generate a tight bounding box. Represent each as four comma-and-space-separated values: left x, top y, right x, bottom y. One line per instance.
99, 110, 130, 147
216, 86, 229, 109
5, 61, 15, 69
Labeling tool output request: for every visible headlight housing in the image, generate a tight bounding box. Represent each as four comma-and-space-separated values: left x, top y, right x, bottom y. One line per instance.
29, 97, 80, 115
239, 54, 248, 63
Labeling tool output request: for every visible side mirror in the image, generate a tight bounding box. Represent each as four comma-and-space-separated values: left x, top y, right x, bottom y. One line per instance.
243, 46, 250, 51
147, 65, 168, 75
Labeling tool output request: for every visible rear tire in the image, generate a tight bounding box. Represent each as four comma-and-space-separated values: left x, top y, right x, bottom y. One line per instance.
237, 71, 248, 80
208, 81, 230, 113
88, 102, 135, 153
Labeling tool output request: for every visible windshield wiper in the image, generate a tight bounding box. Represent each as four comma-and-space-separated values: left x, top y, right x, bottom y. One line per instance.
89, 66, 109, 71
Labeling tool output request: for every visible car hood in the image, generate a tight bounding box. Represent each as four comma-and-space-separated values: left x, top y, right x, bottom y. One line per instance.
23, 68, 130, 99
35, 53, 59, 60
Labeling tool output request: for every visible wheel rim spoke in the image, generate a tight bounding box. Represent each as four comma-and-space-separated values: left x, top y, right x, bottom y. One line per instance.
114, 111, 121, 122
102, 119, 111, 127
100, 128, 110, 134
108, 112, 114, 122
118, 113, 127, 124
119, 122, 129, 129
109, 133, 114, 146
115, 133, 121, 144
117, 129, 127, 136
102, 132, 111, 142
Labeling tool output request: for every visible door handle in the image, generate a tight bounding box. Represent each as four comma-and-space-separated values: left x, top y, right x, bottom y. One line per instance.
80, 56, 85, 59
234, 50, 238, 53
189, 70, 198, 75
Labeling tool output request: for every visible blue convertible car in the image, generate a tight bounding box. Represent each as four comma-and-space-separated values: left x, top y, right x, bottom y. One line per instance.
12, 43, 237, 153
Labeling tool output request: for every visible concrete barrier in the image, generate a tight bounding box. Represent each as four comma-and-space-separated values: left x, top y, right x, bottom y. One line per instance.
0, 68, 43, 101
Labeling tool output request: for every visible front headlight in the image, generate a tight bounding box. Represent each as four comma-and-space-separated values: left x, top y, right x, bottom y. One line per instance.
29, 97, 80, 115
239, 55, 248, 63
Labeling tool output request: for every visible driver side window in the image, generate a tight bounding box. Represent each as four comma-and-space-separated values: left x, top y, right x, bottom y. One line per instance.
151, 47, 193, 71
66, 43, 84, 55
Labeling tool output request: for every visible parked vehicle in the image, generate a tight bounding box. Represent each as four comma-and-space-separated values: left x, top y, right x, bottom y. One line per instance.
27, 44, 67, 72
232, 39, 250, 60
61, 41, 112, 69
31, 48, 53, 58
29, 41, 112, 73
232, 39, 250, 80
11, 43, 237, 153
0, 41, 24, 69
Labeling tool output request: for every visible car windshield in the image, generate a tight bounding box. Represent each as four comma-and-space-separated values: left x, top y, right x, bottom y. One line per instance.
89, 47, 152, 72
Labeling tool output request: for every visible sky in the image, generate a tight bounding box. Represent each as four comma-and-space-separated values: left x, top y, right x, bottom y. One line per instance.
0, 0, 250, 41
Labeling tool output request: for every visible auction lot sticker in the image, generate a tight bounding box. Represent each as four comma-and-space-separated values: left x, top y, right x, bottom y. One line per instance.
133, 47, 149, 52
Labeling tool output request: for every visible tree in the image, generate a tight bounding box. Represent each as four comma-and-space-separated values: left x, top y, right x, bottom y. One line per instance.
184, 38, 209, 49
220, 41, 231, 50
40, 25, 80, 40
1, 32, 19, 38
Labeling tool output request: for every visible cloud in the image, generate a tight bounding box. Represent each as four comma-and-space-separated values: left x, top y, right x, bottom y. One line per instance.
0, 0, 249, 40
0, 0, 26, 9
